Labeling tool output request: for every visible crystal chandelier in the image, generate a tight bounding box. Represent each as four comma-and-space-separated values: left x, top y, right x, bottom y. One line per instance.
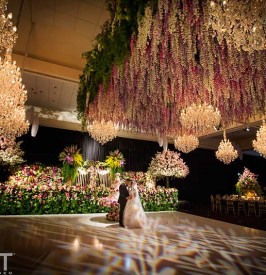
208, 0, 266, 52
253, 121, 266, 158
0, 54, 29, 138
174, 134, 199, 153
216, 130, 238, 164
180, 103, 221, 135
87, 121, 117, 145
0, 0, 17, 52
0, 0, 29, 139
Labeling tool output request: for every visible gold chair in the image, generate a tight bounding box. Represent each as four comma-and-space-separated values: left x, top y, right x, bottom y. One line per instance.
226, 199, 235, 215
258, 199, 266, 218
247, 200, 257, 217
215, 194, 222, 214
237, 198, 247, 216
210, 194, 215, 213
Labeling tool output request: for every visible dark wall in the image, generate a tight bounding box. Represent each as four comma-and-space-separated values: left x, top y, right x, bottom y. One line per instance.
9, 126, 266, 202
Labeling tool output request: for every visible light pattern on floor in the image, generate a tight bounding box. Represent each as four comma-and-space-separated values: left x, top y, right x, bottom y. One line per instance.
0, 212, 265, 274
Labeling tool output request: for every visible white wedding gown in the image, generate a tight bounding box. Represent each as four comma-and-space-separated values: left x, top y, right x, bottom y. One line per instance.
123, 183, 148, 229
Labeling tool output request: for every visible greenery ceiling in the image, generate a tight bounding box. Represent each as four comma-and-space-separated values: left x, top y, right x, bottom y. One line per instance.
77, 0, 266, 137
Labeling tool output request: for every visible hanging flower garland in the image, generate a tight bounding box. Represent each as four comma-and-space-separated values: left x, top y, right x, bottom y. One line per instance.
80, 0, 266, 136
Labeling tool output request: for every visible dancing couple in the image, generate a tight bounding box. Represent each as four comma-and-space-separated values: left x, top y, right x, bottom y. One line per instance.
118, 177, 148, 229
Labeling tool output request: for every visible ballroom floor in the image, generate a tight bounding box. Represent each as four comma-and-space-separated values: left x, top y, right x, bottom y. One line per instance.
0, 211, 266, 274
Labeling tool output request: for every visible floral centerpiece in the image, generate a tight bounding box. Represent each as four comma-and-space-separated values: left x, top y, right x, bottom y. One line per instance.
59, 145, 83, 185
148, 150, 189, 188
105, 149, 125, 180
235, 167, 263, 197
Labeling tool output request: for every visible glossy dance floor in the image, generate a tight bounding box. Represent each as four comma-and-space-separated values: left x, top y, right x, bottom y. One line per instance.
0, 211, 266, 274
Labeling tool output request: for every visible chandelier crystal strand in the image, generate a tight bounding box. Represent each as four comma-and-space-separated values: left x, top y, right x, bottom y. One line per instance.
253, 121, 266, 158
216, 130, 238, 164
208, 0, 266, 52
87, 121, 117, 145
180, 103, 221, 135
174, 134, 199, 153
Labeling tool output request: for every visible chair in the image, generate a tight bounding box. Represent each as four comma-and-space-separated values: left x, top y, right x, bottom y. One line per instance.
247, 200, 257, 217
237, 198, 247, 216
258, 199, 266, 218
215, 195, 222, 214
226, 199, 235, 215
222, 194, 229, 200
210, 194, 215, 213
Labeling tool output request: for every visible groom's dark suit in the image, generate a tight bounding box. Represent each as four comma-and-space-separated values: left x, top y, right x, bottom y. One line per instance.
118, 182, 129, 227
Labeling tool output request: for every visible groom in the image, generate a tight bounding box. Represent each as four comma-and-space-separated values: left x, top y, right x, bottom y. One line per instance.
118, 178, 130, 227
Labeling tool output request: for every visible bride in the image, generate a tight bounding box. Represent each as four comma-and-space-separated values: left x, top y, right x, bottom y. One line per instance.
123, 180, 148, 229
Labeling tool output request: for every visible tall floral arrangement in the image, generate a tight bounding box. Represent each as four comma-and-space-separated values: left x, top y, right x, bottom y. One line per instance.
148, 150, 189, 188
59, 145, 83, 184
235, 167, 262, 196
105, 149, 125, 180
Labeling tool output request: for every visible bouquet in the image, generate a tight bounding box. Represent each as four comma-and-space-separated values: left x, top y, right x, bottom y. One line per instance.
105, 149, 125, 180
59, 145, 83, 184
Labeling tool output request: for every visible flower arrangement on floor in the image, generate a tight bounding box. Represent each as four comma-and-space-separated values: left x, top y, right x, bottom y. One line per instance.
59, 145, 83, 184
0, 164, 109, 215
148, 150, 189, 188
105, 149, 125, 180
0, 164, 178, 216
106, 201, 120, 221
235, 167, 263, 197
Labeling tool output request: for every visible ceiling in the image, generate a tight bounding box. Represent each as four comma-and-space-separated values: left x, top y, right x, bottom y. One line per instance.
6, 0, 264, 153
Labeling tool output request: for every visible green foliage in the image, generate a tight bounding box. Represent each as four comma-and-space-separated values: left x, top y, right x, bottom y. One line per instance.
0, 184, 110, 215
140, 187, 178, 211
77, 0, 158, 124
0, 183, 178, 215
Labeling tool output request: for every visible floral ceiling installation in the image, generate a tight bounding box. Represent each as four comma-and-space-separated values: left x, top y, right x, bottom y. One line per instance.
78, 0, 266, 136
208, 0, 266, 52
252, 121, 266, 158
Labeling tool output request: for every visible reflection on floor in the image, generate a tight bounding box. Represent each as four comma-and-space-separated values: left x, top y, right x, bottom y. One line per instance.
0, 211, 266, 274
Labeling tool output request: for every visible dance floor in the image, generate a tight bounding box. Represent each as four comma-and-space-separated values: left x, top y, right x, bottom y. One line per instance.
0, 211, 266, 274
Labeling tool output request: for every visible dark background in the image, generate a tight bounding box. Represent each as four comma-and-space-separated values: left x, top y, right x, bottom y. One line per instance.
2, 126, 266, 203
